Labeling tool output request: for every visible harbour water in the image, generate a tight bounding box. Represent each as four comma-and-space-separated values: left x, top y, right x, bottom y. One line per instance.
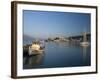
23, 41, 91, 69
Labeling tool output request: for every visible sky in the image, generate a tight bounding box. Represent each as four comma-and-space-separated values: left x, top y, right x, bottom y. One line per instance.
23, 10, 90, 38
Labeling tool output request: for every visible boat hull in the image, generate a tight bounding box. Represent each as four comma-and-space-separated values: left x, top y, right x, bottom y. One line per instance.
29, 46, 44, 55
80, 42, 89, 46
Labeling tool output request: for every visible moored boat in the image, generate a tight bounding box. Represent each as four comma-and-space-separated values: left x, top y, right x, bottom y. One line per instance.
80, 32, 89, 46
28, 41, 45, 55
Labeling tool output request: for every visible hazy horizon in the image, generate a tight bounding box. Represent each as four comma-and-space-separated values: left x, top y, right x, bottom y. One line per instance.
23, 10, 91, 39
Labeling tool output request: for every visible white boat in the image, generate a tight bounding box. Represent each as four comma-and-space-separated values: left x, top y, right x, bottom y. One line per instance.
80, 32, 89, 46
28, 41, 45, 55
80, 41, 89, 46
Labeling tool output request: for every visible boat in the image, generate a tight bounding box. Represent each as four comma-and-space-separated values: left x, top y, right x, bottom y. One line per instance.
80, 32, 89, 46
80, 41, 89, 46
28, 41, 45, 55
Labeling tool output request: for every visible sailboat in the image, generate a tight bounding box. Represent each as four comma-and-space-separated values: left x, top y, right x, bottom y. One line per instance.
80, 32, 89, 46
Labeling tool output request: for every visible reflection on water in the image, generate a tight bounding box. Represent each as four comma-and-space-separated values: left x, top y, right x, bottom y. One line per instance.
23, 42, 91, 69
82, 46, 87, 62
23, 53, 45, 69
82, 45, 91, 65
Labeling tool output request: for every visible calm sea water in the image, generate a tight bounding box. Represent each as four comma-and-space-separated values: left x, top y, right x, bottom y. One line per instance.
23, 41, 91, 69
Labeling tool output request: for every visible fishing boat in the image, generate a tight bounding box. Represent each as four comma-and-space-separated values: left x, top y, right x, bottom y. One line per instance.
80, 32, 89, 46
28, 41, 45, 55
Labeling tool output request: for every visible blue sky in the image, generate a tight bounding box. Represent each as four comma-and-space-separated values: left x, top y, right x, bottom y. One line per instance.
23, 10, 90, 38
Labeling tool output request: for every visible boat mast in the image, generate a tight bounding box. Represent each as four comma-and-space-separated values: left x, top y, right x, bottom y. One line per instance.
83, 32, 87, 42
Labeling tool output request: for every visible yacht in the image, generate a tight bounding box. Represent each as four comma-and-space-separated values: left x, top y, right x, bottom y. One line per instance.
28, 41, 45, 55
